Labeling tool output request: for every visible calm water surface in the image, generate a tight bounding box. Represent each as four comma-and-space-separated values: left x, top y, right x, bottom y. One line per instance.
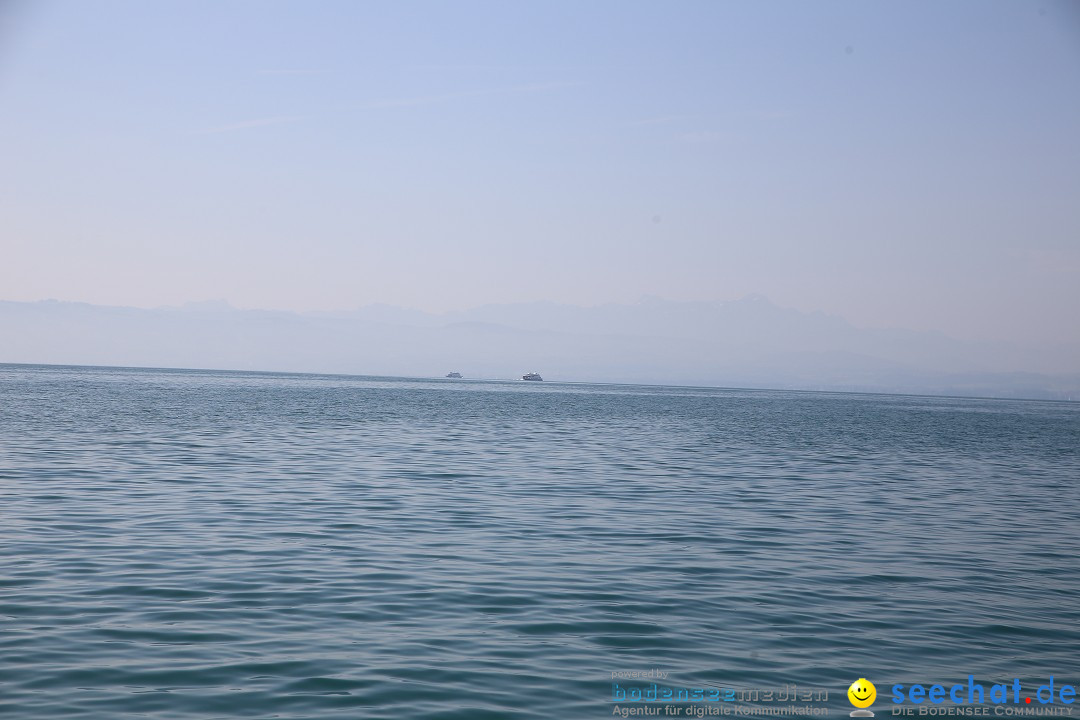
1, 364, 1078, 719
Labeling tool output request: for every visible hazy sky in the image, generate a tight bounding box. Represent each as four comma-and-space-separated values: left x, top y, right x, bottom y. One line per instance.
1, 0, 1078, 345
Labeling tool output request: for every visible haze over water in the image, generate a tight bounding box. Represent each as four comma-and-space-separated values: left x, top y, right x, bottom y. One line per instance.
2, 364, 1078, 719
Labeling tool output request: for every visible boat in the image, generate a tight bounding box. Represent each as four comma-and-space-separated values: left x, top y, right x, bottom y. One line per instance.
445, 372, 462, 379
521, 372, 543, 381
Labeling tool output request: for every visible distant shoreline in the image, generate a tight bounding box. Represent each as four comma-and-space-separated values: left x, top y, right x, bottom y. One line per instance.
3, 361, 1075, 404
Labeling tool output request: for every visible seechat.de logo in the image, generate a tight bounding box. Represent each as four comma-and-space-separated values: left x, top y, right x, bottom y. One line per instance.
891, 676, 1077, 706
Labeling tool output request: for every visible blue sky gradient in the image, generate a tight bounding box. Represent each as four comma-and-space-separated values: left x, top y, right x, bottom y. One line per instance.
1, 0, 1078, 346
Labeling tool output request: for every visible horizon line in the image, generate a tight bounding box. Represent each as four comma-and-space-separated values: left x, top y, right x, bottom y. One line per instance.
2, 360, 1076, 405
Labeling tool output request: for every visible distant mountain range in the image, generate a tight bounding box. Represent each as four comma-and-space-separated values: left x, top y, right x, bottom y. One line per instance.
2, 296, 1078, 400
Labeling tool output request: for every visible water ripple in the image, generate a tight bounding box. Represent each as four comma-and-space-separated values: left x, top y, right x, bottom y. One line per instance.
1, 364, 1078, 718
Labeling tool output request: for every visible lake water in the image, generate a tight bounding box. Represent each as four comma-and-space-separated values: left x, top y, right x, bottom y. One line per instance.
1, 364, 1078, 719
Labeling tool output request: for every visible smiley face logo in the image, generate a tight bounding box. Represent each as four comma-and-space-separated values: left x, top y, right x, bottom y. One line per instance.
848, 678, 876, 709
